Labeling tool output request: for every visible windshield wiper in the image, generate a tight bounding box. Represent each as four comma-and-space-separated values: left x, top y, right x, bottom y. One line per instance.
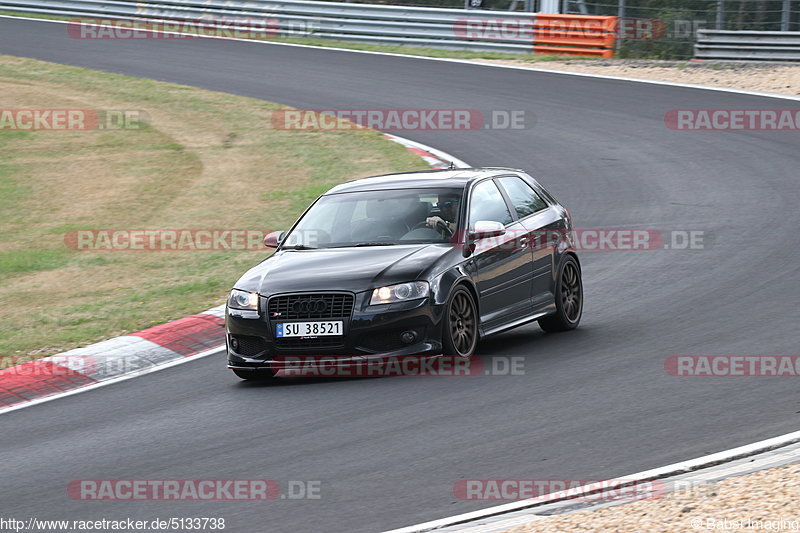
281, 244, 317, 250
352, 242, 397, 247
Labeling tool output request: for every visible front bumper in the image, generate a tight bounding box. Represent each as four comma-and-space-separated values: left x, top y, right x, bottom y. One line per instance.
226, 291, 445, 371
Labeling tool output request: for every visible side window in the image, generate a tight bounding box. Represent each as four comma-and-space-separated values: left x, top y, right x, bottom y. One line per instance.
468, 180, 513, 228
350, 199, 368, 222
497, 176, 548, 219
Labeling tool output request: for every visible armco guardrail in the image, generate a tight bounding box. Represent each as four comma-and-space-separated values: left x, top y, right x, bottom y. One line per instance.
695, 30, 800, 61
0, 0, 616, 56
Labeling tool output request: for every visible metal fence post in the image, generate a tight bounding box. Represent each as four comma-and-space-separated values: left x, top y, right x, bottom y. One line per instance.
540, 0, 559, 13
781, 0, 790, 31
716, 0, 725, 30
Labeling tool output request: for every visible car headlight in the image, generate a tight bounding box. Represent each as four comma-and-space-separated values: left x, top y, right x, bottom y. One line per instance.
228, 289, 259, 311
370, 281, 429, 305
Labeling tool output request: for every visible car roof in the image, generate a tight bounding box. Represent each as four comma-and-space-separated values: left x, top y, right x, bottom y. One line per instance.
324, 168, 524, 194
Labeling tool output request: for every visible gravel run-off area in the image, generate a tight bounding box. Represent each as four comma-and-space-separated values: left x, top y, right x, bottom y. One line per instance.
503, 462, 800, 533
476, 59, 800, 97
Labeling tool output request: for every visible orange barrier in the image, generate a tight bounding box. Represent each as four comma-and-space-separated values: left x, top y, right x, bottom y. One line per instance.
533, 14, 618, 58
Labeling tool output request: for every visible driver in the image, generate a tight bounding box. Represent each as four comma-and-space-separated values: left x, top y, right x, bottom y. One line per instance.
426, 195, 461, 233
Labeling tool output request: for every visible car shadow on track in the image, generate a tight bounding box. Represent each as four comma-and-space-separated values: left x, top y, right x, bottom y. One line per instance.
478, 321, 591, 347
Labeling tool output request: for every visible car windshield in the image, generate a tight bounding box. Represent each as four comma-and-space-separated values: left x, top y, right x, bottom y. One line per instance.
281, 188, 464, 249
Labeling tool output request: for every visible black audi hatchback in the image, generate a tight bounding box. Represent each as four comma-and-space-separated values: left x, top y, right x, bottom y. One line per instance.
226, 168, 582, 380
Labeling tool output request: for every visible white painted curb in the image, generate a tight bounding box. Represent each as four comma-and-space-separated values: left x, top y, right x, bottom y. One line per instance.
385, 133, 471, 169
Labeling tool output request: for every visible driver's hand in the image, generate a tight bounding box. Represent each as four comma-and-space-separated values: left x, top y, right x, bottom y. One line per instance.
426, 216, 446, 229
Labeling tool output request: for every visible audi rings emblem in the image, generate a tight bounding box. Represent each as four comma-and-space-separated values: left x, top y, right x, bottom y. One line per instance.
292, 299, 327, 314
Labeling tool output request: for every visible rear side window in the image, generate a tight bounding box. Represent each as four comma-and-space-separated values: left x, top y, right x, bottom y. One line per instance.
468, 180, 513, 228
498, 176, 548, 219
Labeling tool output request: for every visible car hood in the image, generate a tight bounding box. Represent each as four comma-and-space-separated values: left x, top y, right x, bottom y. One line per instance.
234, 244, 451, 295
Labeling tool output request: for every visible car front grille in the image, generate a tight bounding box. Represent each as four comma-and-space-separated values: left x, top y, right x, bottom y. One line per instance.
268, 293, 355, 349
268, 293, 355, 320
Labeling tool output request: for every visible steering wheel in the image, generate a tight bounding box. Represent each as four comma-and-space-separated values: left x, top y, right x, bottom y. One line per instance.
411, 220, 453, 236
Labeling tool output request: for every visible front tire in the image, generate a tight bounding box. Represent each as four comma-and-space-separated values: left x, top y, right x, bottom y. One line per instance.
443, 286, 478, 357
539, 255, 583, 332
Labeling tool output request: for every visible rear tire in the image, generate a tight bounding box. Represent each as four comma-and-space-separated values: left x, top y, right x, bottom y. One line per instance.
232, 369, 278, 382
539, 255, 582, 333
442, 286, 478, 357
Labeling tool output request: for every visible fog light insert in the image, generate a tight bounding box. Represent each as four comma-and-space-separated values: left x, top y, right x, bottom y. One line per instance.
400, 330, 417, 344
230, 336, 240, 351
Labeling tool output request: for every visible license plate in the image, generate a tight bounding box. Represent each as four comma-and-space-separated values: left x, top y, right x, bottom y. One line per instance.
276, 321, 343, 338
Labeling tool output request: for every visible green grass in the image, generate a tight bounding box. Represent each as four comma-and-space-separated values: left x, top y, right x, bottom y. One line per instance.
0, 54, 427, 358
0, 164, 29, 215
0, 249, 72, 279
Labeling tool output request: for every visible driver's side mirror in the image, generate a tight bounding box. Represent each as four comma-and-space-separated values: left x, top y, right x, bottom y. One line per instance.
471, 220, 506, 239
263, 230, 285, 248
463, 221, 506, 257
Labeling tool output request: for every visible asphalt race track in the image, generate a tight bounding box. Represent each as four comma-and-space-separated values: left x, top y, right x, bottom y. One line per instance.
1, 18, 799, 533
